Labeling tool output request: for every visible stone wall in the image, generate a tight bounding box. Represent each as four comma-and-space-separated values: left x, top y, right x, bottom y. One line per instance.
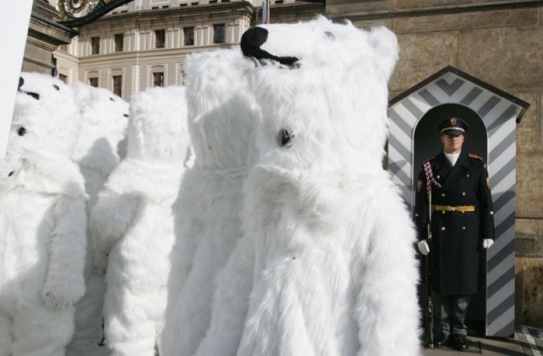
24, 0, 75, 75
326, 0, 543, 328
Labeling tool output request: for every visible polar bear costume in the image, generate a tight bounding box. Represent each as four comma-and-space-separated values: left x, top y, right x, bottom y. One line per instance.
72, 83, 129, 208
160, 48, 261, 356
0, 72, 87, 356
90, 86, 189, 356
67, 83, 129, 356
235, 17, 421, 356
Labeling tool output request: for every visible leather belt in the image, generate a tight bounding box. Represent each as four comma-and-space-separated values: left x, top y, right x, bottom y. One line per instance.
434, 205, 475, 212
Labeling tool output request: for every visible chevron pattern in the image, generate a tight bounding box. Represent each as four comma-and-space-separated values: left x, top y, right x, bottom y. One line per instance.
388, 68, 528, 337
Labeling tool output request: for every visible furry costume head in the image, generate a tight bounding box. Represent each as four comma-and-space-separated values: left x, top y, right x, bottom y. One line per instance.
240, 16, 399, 172
72, 83, 129, 171
1, 73, 83, 194
11, 73, 80, 160
125, 85, 189, 165
184, 48, 261, 170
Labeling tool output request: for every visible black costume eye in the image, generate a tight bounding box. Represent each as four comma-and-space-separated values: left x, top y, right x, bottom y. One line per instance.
8, 171, 14, 177
53, 84, 60, 91
277, 128, 294, 148
18, 127, 26, 136
110, 97, 115, 102
324, 31, 335, 40
123, 114, 129, 118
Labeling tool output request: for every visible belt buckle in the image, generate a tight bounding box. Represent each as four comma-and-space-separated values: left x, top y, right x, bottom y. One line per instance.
449, 206, 458, 211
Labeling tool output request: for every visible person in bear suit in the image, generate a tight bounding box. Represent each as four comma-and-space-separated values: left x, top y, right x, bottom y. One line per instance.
415, 117, 495, 351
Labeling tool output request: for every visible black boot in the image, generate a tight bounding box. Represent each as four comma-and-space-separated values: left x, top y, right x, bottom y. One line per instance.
452, 333, 468, 351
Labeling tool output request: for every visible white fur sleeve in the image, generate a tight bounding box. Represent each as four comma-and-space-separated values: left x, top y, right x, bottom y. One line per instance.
41, 196, 87, 308
354, 189, 421, 356
90, 192, 143, 258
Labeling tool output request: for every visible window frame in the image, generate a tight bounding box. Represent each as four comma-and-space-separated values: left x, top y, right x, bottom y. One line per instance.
112, 75, 123, 97
91, 36, 100, 55
213, 24, 226, 44
155, 29, 166, 49
183, 26, 195, 46
114, 33, 124, 52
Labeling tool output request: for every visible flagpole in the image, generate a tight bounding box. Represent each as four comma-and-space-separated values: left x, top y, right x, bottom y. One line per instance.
0, 1, 33, 158
262, 0, 270, 24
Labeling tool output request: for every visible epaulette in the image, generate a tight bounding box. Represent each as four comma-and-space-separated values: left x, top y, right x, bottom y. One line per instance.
422, 156, 435, 164
468, 153, 484, 162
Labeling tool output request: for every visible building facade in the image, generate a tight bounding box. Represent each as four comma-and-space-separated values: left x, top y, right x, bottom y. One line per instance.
29, 0, 543, 328
52, 0, 322, 99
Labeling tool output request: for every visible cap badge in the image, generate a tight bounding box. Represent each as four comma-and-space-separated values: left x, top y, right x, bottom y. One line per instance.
450, 117, 457, 125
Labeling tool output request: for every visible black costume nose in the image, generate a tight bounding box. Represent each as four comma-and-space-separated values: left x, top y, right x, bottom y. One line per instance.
240, 27, 299, 67
18, 77, 24, 90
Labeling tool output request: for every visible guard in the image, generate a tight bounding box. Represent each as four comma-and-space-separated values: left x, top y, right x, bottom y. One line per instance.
414, 117, 495, 351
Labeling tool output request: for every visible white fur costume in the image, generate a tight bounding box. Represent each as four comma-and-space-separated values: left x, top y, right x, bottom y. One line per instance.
235, 17, 421, 355
90, 86, 189, 356
160, 48, 261, 356
72, 83, 129, 208
67, 83, 129, 356
0, 72, 87, 356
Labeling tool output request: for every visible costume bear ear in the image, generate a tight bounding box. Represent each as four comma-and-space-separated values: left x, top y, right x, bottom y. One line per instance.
368, 26, 399, 81
240, 27, 299, 68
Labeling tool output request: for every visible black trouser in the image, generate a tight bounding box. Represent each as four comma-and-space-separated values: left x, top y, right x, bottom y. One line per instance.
433, 293, 471, 336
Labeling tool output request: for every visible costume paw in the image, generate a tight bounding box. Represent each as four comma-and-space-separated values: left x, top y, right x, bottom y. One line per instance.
41, 285, 72, 309
93, 252, 108, 273
482, 239, 494, 249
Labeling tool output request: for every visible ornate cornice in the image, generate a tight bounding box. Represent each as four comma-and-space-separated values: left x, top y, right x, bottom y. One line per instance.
57, 0, 135, 27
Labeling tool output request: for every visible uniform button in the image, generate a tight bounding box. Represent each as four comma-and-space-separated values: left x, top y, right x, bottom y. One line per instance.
442, 193, 446, 197
467, 174, 470, 178
437, 175, 441, 179
462, 226, 466, 231
462, 192, 466, 196
442, 211, 446, 215
441, 227, 446, 231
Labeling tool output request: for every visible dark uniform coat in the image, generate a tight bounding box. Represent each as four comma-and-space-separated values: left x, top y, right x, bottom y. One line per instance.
415, 150, 495, 295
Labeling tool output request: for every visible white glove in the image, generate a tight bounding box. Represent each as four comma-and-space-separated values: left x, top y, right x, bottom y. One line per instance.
417, 240, 430, 256
483, 239, 494, 249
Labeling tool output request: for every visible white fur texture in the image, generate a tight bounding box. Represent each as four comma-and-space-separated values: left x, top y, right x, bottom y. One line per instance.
0, 72, 87, 356
67, 83, 129, 356
72, 82, 129, 207
91, 86, 189, 356
161, 48, 261, 356
236, 17, 421, 356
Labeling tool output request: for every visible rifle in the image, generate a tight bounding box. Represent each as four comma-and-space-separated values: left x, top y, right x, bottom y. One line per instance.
424, 213, 434, 348
422, 160, 439, 348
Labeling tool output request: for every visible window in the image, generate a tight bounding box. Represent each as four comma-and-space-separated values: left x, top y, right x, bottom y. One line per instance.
89, 77, 99, 87
59, 74, 68, 83
91, 37, 100, 55
112, 75, 122, 97
213, 24, 225, 44
114, 34, 124, 52
153, 72, 164, 87
155, 30, 165, 49
184, 27, 194, 46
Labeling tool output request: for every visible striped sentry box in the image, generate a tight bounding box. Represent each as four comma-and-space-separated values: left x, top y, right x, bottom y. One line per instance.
388, 66, 529, 337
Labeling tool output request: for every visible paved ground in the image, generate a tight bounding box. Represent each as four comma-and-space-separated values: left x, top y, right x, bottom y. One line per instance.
423, 326, 543, 355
